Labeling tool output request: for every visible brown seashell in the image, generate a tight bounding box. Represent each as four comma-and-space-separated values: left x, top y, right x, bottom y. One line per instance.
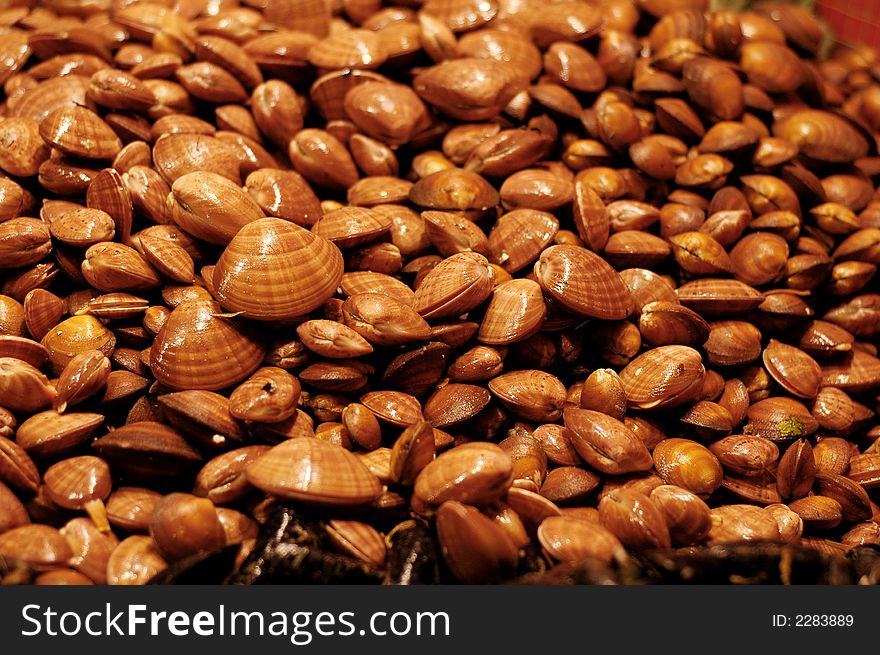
579, 369, 627, 421
81, 243, 160, 293
245, 168, 322, 227
704, 320, 762, 367
92, 422, 202, 481
54, 350, 110, 410
152, 133, 240, 185
361, 390, 423, 427
247, 437, 382, 506
488, 370, 566, 422
563, 408, 653, 475
43, 455, 110, 518
343, 293, 431, 347
106, 535, 168, 585
744, 396, 819, 441
676, 278, 764, 316
423, 383, 490, 429
537, 515, 625, 565
539, 466, 600, 505
436, 500, 517, 584
150, 299, 265, 391
773, 110, 869, 163
709, 435, 779, 477
478, 279, 545, 346
729, 232, 790, 286
413, 252, 494, 321
650, 484, 712, 546
413, 442, 512, 511
618, 345, 705, 410
534, 245, 634, 320
706, 504, 781, 546
344, 81, 430, 147
422, 210, 490, 257
16, 410, 103, 460
413, 58, 525, 121
489, 209, 559, 274
638, 301, 709, 347
312, 206, 392, 249
229, 367, 301, 424
599, 488, 671, 551
653, 438, 723, 498
194, 446, 271, 505
0, 524, 73, 570
815, 473, 872, 523
409, 168, 499, 214
326, 519, 386, 567
214, 218, 342, 321
288, 128, 359, 191
308, 29, 388, 70
0, 435, 39, 494
0, 218, 51, 269
39, 105, 121, 160
789, 495, 842, 531
296, 320, 373, 359
0, 117, 50, 177
762, 339, 821, 399
149, 493, 226, 562
41, 315, 115, 375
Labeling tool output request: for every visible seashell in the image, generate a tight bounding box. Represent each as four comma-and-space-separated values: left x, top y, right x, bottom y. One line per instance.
668, 231, 732, 275
16, 410, 103, 460
436, 500, 517, 584
105, 535, 168, 585
43, 455, 110, 516
10, 74, 93, 124
762, 339, 821, 399
563, 407, 653, 476
246, 437, 382, 506
0, 357, 57, 413
41, 315, 115, 375
413, 442, 512, 510
422, 210, 491, 257
81, 242, 161, 293
773, 110, 869, 163
478, 279, 546, 345
48, 207, 115, 248
288, 128, 359, 191
214, 218, 343, 321
638, 301, 709, 347
361, 390, 423, 427
0, 218, 52, 269
150, 299, 265, 391
618, 345, 705, 410
820, 349, 880, 392
296, 320, 373, 359
537, 515, 625, 565
344, 81, 430, 147
0, 524, 74, 570
308, 29, 388, 70
54, 349, 111, 410
488, 209, 559, 274
729, 232, 789, 286
706, 504, 781, 546
152, 133, 240, 185
342, 293, 431, 346
744, 396, 819, 441
229, 367, 301, 424
488, 370, 566, 422
413, 252, 495, 321
309, 68, 391, 123
382, 342, 453, 397
39, 105, 121, 160
413, 58, 526, 121
534, 245, 634, 320
0, 117, 50, 177
675, 278, 764, 316
341, 271, 415, 306
409, 168, 499, 214
245, 168, 322, 227
312, 206, 392, 249
650, 485, 712, 546
327, 519, 386, 567
167, 171, 264, 245
653, 438, 723, 498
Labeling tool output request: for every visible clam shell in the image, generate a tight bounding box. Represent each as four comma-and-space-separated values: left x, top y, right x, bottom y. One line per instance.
762, 339, 821, 399
312, 206, 392, 249
245, 168, 322, 227
414, 442, 512, 509
214, 218, 343, 321
150, 299, 265, 390
41, 315, 115, 375
675, 278, 764, 316
342, 293, 431, 346
487, 370, 566, 422
478, 279, 546, 345
92, 422, 202, 480
619, 345, 705, 410
168, 171, 265, 245
409, 168, 499, 212
413, 252, 495, 321
40, 105, 121, 160
773, 109, 870, 163
43, 455, 110, 510
563, 408, 653, 475
534, 245, 634, 320
488, 209, 559, 274
246, 437, 382, 506
537, 515, 625, 564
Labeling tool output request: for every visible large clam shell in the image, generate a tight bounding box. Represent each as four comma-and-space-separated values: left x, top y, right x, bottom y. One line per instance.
245, 437, 382, 506
773, 109, 870, 163
214, 217, 343, 321
533, 244, 634, 320
619, 345, 705, 410
150, 299, 265, 390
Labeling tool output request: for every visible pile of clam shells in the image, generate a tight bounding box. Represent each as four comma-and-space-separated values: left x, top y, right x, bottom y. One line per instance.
1, 0, 880, 585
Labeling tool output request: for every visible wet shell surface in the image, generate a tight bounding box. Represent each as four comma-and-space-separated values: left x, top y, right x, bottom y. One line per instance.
213, 218, 344, 321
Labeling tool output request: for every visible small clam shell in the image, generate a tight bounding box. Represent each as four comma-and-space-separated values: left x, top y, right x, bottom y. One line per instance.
0, 524, 74, 570
22, 290, 63, 343
340, 271, 415, 306
436, 500, 517, 584
312, 206, 392, 249
214, 218, 343, 321
488, 370, 566, 422
638, 301, 709, 347
390, 421, 435, 486
296, 320, 374, 359
152, 133, 241, 184
106, 535, 168, 585
423, 383, 491, 429
704, 320, 762, 366
675, 278, 764, 316
619, 345, 705, 410
409, 168, 499, 213
563, 408, 653, 475
744, 396, 819, 441
534, 245, 634, 320
229, 367, 301, 424
0, 218, 52, 269
39, 105, 121, 160
327, 519, 386, 567
245, 168, 322, 227
478, 279, 546, 345
413, 252, 495, 321
246, 437, 382, 506
342, 293, 431, 346
0, 435, 40, 494
360, 390, 423, 428
92, 422, 202, 481
762, 339, 821, 399
41, 315, 115, 375
537, 515, 625, 565
706, 504, 781, 546
413, 58, 525, 121
0, 117, 50, 177
168, 171, 264, 245
307, 29, 388, 70
413, 442, 512, 510
55, 350, 111, 409
773, 109, 869, 163
150, 299, 265, 391
16, 410, 104, 459
653, 438, 723, 498
43, 455, 111, 511
488, 209, 559, 274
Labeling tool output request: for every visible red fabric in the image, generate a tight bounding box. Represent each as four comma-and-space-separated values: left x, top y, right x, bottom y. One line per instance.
818, 0, 880, 49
